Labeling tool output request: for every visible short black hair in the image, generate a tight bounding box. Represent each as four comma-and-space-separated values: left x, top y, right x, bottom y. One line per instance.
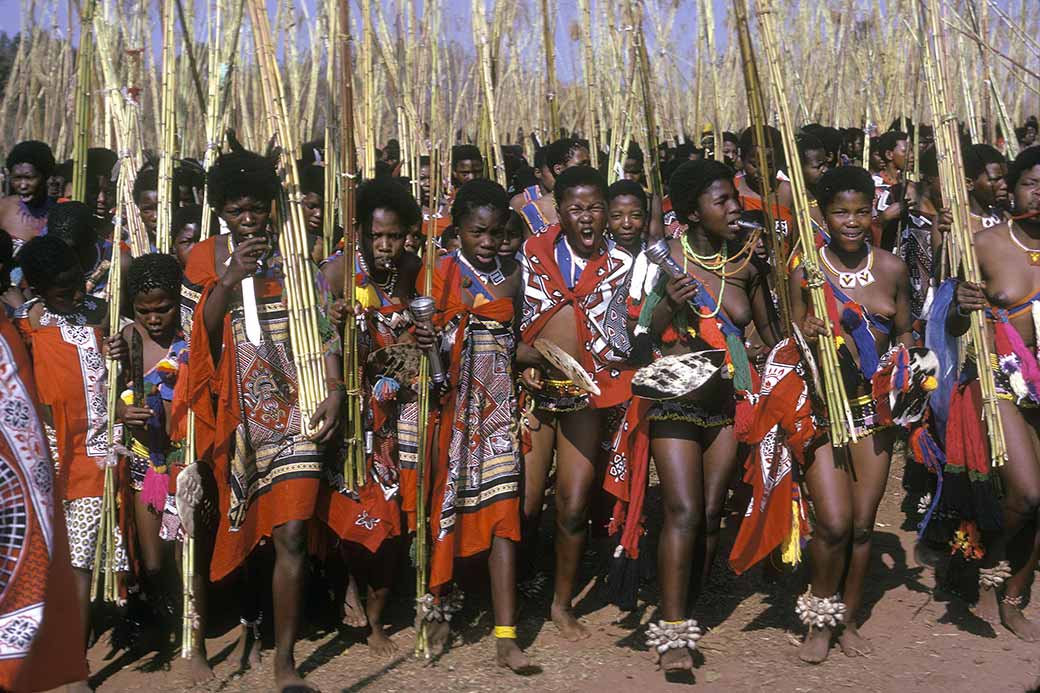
1007, 146, 1040, 191
668, 159, 735, 221
607, 179, 648, 212
876, 131, 908, 161
355, 177, 421, 231
625, 141, 644, 163
6, 140, 56, 178
451, 178, 510, 226
796, 132, 828, 164
173, 204, 204, 235
507, 164, 537, 198
815, 126, 843, 160
299, 164, 324, 197
722, 131, 739, 145
127, 252, 181, 300
963, 144, 1006, 180
18, 235, 80, 291
553, 165, 607, 207
54, 159, 74, 181
544, 137, 588, 172
738, 125, 783, 158
174, 159, 205, 196
207, 134, 281, 209
47, 201, 97, 250
86, 148, 117, 178
816, 166, 875, 210
533, 147, 546, 169
133, 166, 159, 203
451, 144, 483, 169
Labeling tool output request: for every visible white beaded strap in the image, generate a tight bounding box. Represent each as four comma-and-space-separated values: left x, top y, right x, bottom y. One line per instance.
979, 560, 1012, 588
417, 591, 464, 623
796, 588, 846, 629
645, 619, 702, 653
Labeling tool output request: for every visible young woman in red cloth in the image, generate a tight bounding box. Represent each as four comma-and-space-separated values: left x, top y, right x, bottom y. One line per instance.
182, 140, 342, 692
412, 178, 534, 672
625, 159, 777, 676
792, 166, 913, 663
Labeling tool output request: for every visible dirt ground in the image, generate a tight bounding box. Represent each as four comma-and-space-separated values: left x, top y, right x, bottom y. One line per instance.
84, 457, 1040, 693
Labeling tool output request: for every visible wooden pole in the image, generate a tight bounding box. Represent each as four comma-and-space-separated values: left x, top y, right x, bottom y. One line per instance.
540, 0, 559, 138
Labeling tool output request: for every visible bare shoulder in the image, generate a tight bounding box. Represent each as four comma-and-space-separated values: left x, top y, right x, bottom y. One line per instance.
399, 251, 422, 280
873, 245, 908, 275
974, 220, 1009, 248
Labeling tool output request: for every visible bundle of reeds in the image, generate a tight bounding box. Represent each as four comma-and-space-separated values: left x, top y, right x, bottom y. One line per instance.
754, 0, 856, 447
732, 0, 787, 329
71, 0, 98, 203
245, 0, 329, 436
412, 145, 442, 660
93, 206, 123, 604
920, 0, 1006, 466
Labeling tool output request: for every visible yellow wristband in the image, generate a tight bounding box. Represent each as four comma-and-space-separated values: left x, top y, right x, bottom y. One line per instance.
494, 625, 517, 639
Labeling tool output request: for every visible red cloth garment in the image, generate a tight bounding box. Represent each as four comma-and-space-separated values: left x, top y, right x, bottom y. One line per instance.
519, 224, 634, 408
0, 314, 88, 690
14, 298, 109, 501
423, 254, 521, 589
184, 237, 331, 580
729, 340, 814, 575
317, 253, 410, 552
603, 397, 652, 559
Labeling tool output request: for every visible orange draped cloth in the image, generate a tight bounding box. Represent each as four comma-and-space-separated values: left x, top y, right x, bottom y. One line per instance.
184, 236, 327, 580
0, 314, 88, 690
424, 254, 520, 589
14, 301, 108, 501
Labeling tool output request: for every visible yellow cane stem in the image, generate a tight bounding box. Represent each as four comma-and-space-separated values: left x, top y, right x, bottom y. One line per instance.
753, 0, 855, 447
338, 0, 364, 492
71, 0, 98, 203
157, 0, 177, 254
732, 0, 789, 331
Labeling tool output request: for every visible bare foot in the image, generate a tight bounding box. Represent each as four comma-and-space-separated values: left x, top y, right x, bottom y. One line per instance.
838, 625, 872, 657
496, 638, 534, 673
1000, 599, 1040, 642
975, 585, 1000, 623
798, 626, 832, 664
426, 620, 451, 656
550, 602, 590, 641
367, 625, 399, 656
342, 575, 368, 628
188, 652, 214, 684
658, 647, 693, 674
274, 660, 318, 693
230, 623, 262, 670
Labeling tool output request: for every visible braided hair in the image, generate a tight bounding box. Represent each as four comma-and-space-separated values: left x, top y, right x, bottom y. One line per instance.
126, 252, 181, 300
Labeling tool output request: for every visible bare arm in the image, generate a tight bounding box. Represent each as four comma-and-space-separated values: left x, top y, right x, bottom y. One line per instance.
891, 258, 914, 349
